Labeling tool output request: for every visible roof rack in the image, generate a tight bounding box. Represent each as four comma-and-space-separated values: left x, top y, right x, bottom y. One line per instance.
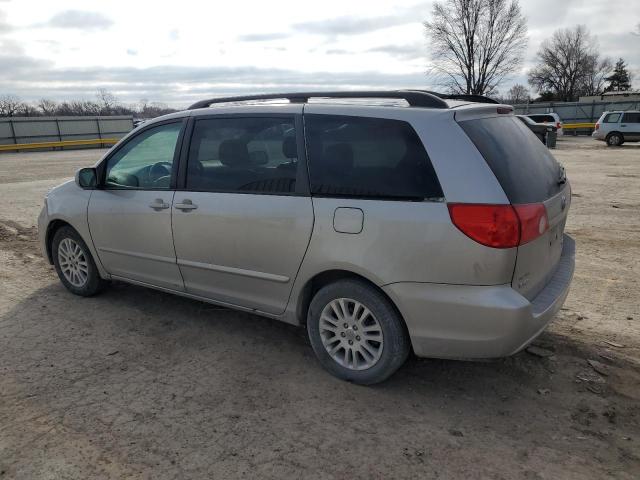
406, 90, 499, 104
187, 90, 449, 110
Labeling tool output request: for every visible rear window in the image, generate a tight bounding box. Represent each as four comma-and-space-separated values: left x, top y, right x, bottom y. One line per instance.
528, 115, 555, 123
305, 114, 443, 200
459, 116, 564, 204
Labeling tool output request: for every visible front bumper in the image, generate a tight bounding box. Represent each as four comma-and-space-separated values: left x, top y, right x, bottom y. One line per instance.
383, 235, 575, 359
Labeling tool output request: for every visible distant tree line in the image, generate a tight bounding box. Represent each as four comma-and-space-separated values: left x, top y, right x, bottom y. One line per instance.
0, 88, 178, 118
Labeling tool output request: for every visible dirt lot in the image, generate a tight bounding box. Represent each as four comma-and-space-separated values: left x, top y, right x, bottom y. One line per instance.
1, 138, 639, 479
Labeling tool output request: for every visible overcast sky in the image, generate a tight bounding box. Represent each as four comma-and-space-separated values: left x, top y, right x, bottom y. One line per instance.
0, 0, 638, 107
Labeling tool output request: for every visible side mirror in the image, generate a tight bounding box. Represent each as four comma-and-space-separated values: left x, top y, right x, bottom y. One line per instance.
75, 167, 97, 189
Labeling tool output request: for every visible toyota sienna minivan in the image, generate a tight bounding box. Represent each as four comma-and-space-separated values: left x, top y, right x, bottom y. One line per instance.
38, 90, 575, 384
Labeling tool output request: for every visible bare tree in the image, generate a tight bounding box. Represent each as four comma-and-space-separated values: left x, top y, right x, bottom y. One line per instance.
37, 98, 58, 116
506, 84, 529, 104
0, 94, 25, 117
528, 25, 608, 101
95, 88, 118, 115
580, 56, 613, 96
424, 0, 528, 95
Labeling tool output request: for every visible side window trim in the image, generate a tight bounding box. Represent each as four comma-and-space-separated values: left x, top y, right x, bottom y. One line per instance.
98, 117, 187, 191
177, 113, 310, 196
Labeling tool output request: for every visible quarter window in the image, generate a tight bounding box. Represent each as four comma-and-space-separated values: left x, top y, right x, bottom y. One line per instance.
186, 117, 298, 194
305, 114, 443, 200
604, 113, 621, 123
105, 122, 182, 189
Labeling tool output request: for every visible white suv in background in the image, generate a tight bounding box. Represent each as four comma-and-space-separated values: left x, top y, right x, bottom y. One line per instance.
526, 113, 564, 136
592, 111, 640, 146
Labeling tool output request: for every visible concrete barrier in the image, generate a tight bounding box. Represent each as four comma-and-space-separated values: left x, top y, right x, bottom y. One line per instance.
0, 116, 133, 152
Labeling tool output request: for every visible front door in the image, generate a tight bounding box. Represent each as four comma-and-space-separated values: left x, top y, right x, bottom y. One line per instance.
172, 114, 313, 314
88, 120, 185, 290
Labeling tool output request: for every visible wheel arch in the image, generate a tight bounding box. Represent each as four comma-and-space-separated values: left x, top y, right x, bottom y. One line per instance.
45, 219, 74, 264
295, 269, 408, 335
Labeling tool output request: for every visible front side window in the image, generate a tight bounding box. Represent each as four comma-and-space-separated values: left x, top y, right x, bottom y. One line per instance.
622, 112, 640, 123
604, 113, 621, 123
305, 114, 443, 200
186, 117, 298, 194
105, 122, 182, 189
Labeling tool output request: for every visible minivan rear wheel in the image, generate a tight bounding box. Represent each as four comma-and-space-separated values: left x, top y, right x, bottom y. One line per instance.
52, 226, 106, 296
307, 279, 410, 385
606, 133, 623, 146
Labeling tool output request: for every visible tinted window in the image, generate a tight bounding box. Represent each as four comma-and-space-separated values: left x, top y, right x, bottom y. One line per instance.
305, 115, 442, 200
105, 122, 182, 189
604, 113, 621, 123
460, 116, 564, 204
528, 115, 555, 123
622, 112, 640, 123
186, 117, 298, 194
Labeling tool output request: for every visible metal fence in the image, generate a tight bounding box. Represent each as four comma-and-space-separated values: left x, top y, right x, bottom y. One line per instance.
513, 100, 640, 134
0, 116, 133, 151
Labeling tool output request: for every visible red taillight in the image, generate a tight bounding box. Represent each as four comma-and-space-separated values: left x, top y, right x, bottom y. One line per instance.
556, 122, 561, 129
513, 203, 548, 245
448, 203, 548, 248
448, 204, 519, 248
595, 123, 599, 131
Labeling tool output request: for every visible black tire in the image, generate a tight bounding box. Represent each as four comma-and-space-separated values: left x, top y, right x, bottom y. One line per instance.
606, 132, 624, 146
307, 279, 410, 385
52, 226, 106, 296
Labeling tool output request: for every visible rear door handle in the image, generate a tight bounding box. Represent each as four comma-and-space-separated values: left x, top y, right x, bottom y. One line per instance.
175, 199, 198, 211
149, 199, 170, 210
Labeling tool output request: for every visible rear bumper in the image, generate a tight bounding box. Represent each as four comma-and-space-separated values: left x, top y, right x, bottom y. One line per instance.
592, 131, 605, 141
383, 235, 575, 359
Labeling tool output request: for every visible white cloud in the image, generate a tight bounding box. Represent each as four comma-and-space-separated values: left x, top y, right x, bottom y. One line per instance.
0, 0, 637, 105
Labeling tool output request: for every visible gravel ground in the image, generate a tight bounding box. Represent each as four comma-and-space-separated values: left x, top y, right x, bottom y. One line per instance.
0, 138, 639, 479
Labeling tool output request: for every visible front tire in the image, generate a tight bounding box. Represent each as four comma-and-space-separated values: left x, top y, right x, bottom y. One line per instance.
307, 279, 410, 385
606, 133, 624, 146
52, 226, 106, 296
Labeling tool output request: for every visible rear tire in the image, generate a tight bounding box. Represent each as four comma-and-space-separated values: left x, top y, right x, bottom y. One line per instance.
52, 226, 106, 296
307, 279, 410, 385
606, 133, 624, 146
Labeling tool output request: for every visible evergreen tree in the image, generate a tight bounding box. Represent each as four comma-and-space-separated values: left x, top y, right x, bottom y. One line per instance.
604, 58, 632, 92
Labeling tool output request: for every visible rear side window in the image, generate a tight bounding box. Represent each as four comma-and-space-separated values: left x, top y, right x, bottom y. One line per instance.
305, 115, 443, 200
459, 116, 564, 204
622, 112, 640, 123
186, 117, 298, 194
604, 113, 621, 123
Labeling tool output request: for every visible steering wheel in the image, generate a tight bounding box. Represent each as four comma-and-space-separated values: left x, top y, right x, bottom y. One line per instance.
149, 162, 172, 186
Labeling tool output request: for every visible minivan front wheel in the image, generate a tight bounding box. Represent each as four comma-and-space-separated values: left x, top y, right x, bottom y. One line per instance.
52, 226, 106, 296
307, 279, 410, 384
606, 133, 623, 146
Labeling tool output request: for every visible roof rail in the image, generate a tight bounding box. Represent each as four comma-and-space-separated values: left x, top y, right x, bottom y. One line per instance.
187, 90, 449, 110
406, 90, 499, 105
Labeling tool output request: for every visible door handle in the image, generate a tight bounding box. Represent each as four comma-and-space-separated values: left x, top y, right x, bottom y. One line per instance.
149, 199, 170, 210
175, 199, 198, 211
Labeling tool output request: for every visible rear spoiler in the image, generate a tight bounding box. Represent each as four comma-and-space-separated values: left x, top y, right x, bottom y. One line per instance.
453, 105, 514, 122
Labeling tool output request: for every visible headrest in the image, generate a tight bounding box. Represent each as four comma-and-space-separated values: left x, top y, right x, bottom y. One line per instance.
282, 136, 297, 159
219, 139, 250, 167
323, 143, 354, 173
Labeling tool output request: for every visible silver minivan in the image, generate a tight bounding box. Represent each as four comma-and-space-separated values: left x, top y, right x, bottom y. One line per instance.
38, 91, 575, 384
592, 110, 640, 146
